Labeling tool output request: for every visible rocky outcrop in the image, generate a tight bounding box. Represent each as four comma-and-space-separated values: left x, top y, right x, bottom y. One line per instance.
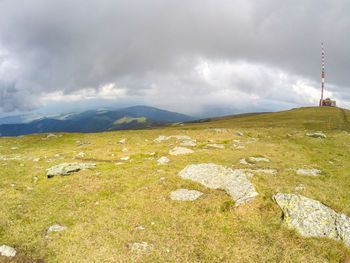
46, 162, 96, 178
273, 193, 350, 248
178, 163, 258, 206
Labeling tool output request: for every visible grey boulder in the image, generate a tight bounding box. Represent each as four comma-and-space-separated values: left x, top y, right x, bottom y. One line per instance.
273, 193, 350, 248
0, 245, 16, 257
178, 163, 258, 206
46, 162, 96, 178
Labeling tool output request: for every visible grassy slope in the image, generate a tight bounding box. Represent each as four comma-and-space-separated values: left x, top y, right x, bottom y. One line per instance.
0, 107, 349, 262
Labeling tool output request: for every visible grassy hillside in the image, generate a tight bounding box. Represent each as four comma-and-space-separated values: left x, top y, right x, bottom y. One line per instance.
0, 107, 349, 262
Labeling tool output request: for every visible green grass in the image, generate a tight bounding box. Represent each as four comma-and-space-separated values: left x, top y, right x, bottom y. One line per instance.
0, 107, 349, 262
113, 117, 147, 125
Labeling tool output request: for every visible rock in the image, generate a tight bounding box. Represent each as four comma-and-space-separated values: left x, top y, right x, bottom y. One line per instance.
206, 128, 227, 133
145, 152, 155, 156
157, 156, 170, 165
207, 144, 225, 149
46, 162, 96, 178
122, 148, 128, 152
130, 242, 153, 253
33, 176, 38, 183
154, 135, 168, 143
306, 132, 327, 139
134, 225, 146, 230
180, 140, 197, 147
236, 131, 243, 136
170, 189, 203, 201
0, 245, 16, 257
11, 147, 18, 150
232, 145, 245, 149
239, 158, 251, 165
295, 184, 305, 191
273, 193, 350, 248
249, 157, 270, 162
178, 163, 258, 206
160, 177, 166, 181
48, 224, 67, 232
119, 138, 127, 144
46, 134, 56, 138
154, 135, 191, 143
33, 157, 40, 162
296, 168, 322, 176
77, 152, 85, 157
77, 141, 90, 146
120, 156, 130, 161
169, 147, 194, 156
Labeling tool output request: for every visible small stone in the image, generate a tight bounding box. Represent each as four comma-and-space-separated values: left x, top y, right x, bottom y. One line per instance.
236, 131, 243, 136
0, 245, 16, 257
77, 152, 85, 157
48, 224, 67, 232
134, 225, 146, 230
160, 177, 166, 181
130, 242, 153, 253
20, 163, 24, 167
239, 158, 251, 165
306, 132, 326, 139
11, 147, 18, 150
157, 156, 170, 165
170, 189, 203, 201
122, 148, 128, 152
46, 134, 56, 138
33, 157, 40, 162
120, 156, 130, 161
145, 152, 155, 156
169, 147, 194, 156
296, 168, 322, 176
10, 184, 15, 187
249, 157, 270, 162
295, 184, 305, 191
119, 138, 127, 144
180, 140, 197, 147
33, 176, 38, 183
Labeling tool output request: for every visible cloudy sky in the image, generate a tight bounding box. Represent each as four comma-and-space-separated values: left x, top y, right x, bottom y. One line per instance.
0, 0, 349, 117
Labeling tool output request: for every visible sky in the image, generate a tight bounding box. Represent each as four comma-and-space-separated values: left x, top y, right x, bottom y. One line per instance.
0, 0, 349, 117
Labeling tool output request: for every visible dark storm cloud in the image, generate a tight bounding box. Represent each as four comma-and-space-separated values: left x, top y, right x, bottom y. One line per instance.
0, 0, 349, 112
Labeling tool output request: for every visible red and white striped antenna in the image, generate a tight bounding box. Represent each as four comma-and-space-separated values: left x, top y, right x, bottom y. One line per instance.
319, 43, 325, 106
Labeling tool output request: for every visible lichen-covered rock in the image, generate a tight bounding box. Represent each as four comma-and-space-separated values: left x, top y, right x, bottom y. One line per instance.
296, 168, 322, 176
178, 163, 258, 206
306, 132, 327, 139
169, 147, 194, 156
46, 162, 96, 178
0, 245, 16, 257
273, 193, 350, 248
170, 189, 203, 201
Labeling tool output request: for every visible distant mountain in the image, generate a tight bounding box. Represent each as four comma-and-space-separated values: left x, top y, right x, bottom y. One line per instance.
0, 105, 195, 137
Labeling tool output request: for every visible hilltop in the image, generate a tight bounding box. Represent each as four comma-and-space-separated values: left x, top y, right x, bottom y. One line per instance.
0, 106, 349, 262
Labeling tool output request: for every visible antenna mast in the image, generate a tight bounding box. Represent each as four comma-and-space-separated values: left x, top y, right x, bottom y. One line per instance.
319, 43, 325, 106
